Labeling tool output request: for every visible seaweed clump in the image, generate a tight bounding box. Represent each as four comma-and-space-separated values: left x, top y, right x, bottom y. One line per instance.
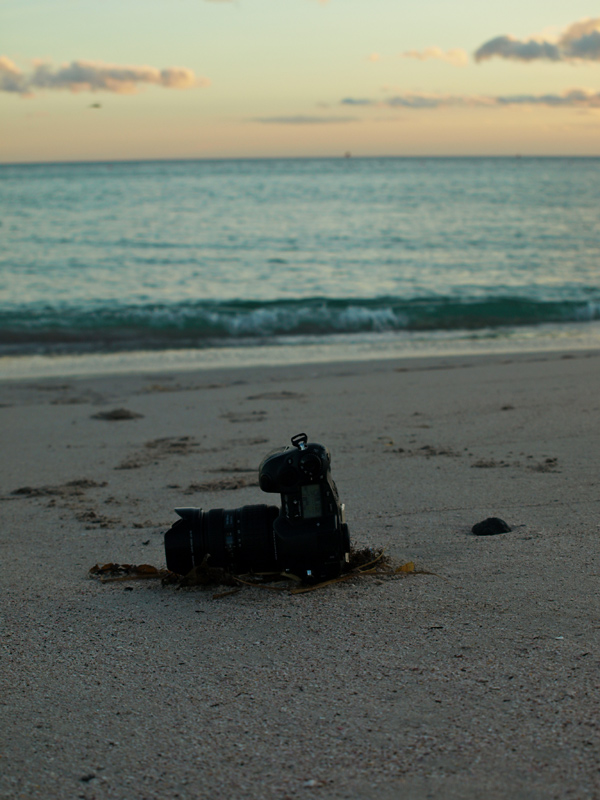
89, 546, 422, 598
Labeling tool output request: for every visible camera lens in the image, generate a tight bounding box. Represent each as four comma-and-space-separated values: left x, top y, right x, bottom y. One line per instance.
164, 504, 279, 576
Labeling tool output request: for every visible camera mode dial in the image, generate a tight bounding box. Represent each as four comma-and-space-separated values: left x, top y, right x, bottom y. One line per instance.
299, 453, 321, 478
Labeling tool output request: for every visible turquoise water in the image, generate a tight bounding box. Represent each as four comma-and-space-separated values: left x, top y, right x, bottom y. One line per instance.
1, 157, 599, 364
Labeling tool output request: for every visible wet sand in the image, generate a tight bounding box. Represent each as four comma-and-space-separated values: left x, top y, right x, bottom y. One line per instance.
1, 350, 599, 799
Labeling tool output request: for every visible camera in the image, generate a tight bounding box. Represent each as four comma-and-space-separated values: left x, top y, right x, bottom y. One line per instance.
164, 433, 350, 583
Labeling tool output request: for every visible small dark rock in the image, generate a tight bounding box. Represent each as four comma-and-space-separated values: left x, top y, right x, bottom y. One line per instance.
472, 517, 512, 536
80, 774, 96, 783
91, 408, 143, 421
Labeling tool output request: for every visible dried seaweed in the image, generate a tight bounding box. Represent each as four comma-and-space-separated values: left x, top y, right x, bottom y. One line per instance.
89, 546, 434, 598
176, 557, 239, 588
347, 546, 391, 571
89, 563, 172, 582
212, 588, 243, 599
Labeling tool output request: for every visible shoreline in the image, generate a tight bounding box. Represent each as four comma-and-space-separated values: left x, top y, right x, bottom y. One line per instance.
2, 348, 599, 799
2, 319, 600, 381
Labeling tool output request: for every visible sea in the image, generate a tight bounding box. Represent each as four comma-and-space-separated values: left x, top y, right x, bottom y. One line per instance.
1, 156, 599, 379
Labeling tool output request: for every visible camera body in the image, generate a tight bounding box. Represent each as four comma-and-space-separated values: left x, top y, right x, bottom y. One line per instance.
258, 433, 349, 581
164, 433, 350, 583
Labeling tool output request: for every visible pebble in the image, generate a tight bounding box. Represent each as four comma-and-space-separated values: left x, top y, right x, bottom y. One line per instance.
471, 517, 511, 536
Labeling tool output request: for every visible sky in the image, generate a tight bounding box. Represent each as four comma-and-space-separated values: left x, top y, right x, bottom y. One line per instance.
3, 0, 600, 162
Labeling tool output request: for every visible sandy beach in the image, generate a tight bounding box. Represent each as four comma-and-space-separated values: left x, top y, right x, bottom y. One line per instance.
1, 349, 599, 800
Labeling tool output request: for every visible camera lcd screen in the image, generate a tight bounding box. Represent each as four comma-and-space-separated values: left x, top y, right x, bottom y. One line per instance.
301, 484, 322, 518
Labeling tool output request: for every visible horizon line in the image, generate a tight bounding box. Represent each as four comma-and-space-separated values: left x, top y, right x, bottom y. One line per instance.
3, 153, 600, 167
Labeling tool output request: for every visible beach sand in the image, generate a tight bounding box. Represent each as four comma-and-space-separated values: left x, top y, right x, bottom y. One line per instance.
1, 350, 599, 799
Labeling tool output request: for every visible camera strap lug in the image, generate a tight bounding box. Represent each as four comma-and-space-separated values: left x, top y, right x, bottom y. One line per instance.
291, 432, 308, 450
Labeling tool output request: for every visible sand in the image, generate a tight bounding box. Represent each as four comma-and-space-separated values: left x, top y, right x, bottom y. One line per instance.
1, 349, 599, 799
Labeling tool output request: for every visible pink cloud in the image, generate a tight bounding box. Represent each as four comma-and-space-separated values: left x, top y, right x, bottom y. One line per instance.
400, 47, 468, 67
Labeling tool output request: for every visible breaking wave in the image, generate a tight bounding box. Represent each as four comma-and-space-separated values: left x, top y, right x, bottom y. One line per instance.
1, 294, 599, 355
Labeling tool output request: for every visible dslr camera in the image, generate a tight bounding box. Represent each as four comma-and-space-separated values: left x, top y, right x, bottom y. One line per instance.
164, 433, 350, 583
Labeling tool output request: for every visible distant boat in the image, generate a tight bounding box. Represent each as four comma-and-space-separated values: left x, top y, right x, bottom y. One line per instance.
344, 151, 351, 159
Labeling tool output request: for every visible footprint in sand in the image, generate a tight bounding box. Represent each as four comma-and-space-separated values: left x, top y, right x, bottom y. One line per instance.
220, 410, 268, 424
245, 391, 305, 401
116, 436, 203, 470
10, 479, 107, 498
75, 510, 119, 528
180, 475, 259, 493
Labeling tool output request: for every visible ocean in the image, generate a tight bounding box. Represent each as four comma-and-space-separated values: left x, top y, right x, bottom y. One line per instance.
1, 156, 599, 377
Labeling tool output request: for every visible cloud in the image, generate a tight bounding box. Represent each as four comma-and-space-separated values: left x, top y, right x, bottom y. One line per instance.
561, 18, 600, 60
0, 56, 29, 95
496, 89, 600, 107
0, 57, 208, 96
341, 98, 373, 106
400, 47, 468, 67
341, 89, 600, 110
342, 93, 489, 109
475, 17, 600, 63
254, 115, 358, 124
474, 37, 561, 63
